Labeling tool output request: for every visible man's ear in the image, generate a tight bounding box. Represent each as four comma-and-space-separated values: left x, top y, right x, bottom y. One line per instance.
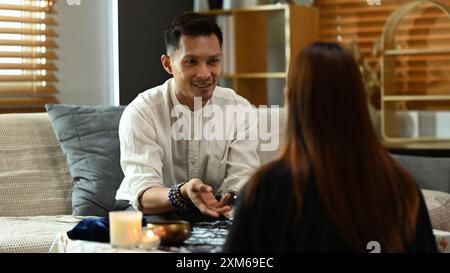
161, 54, 173, 75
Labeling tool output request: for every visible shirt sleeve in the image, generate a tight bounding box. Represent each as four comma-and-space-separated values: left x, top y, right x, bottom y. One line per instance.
218, 104, 260, 195
118, 105, 165, 210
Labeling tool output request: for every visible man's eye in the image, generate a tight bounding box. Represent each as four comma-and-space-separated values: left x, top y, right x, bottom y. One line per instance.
186, 59, 197, 65
209, 58, 220, 64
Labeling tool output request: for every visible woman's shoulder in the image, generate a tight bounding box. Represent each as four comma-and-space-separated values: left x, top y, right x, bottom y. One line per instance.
249, 159, 293, 191
260, 159, 290, 177
240, 159, 295, 213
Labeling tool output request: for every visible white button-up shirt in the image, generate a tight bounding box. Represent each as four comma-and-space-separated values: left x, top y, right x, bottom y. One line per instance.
115, 78, 260, 210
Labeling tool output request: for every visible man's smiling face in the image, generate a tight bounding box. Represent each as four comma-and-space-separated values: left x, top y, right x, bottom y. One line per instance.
162, 34, 222, 106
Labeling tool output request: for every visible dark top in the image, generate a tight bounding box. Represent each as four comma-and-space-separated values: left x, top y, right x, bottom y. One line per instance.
223, 160, 438, 253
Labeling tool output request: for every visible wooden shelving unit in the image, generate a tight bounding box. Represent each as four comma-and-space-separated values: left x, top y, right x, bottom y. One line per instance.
385, 48, 450, 55
380, 0, 450, 148
222, 72, 286, 79
202, 4, 318, 106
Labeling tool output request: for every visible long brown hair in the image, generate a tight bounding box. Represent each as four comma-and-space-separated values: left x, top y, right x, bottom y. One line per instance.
247, 42, 419, 252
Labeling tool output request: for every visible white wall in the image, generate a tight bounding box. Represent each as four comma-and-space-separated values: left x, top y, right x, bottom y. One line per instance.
54, 0, 114, 105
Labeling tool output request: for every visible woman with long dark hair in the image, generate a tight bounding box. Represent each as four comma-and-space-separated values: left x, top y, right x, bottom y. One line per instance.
224, 42, 437, 252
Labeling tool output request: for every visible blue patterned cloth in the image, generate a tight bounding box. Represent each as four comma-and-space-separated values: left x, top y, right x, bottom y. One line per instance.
159, 220, 232, 253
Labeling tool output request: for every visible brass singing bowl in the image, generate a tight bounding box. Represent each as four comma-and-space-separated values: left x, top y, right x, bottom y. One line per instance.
147, 220, 191, 245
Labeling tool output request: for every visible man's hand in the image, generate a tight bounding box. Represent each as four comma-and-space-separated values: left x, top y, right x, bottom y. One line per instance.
181, 178, 231, 218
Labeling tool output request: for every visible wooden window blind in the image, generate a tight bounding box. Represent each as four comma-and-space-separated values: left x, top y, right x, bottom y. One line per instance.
0, 0, 58, 114
316, 0, 450, 109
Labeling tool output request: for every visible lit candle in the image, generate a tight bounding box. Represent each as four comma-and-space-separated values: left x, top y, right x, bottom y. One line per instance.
140, 230, 161, 250
109, 211, 143, 248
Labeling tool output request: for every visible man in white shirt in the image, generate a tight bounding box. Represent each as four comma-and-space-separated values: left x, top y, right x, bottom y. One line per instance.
115, 12, 260, 219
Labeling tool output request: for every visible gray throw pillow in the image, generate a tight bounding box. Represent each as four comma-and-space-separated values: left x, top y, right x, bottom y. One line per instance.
392, 154, 450, 193
45, 104, 126, 216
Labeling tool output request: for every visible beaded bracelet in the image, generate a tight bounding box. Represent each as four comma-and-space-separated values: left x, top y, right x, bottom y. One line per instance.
168, 183, 192, 211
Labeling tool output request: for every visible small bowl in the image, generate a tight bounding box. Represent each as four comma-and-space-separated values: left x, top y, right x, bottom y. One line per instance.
147, 220, 191, 245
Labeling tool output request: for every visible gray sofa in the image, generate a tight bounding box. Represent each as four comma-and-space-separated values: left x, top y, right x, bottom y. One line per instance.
0, 107, 448, 252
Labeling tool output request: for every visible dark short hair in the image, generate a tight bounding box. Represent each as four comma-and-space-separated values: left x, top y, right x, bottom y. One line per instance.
164, 12, 223, 54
